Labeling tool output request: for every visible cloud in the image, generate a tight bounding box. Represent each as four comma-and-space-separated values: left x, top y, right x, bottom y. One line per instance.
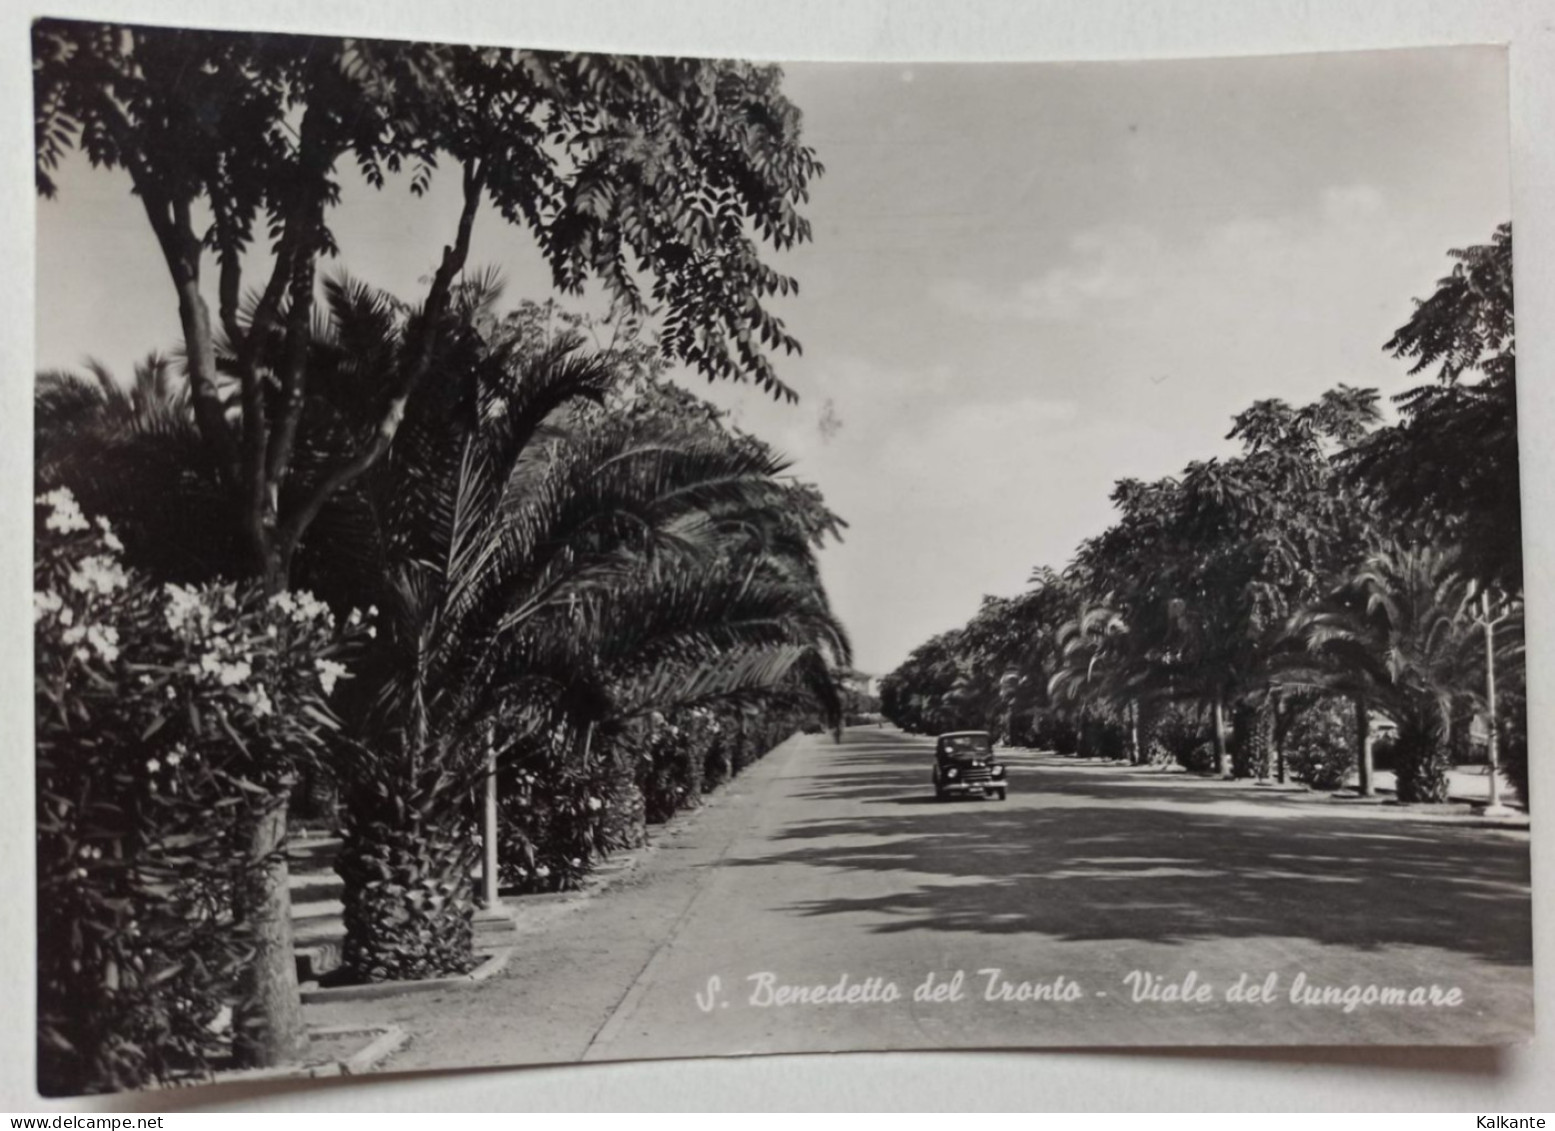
933, 226, 1158, 322
931, 183, 1398, 327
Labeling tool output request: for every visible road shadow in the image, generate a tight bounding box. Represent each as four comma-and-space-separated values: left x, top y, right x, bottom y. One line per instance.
760, 731, 1533, 966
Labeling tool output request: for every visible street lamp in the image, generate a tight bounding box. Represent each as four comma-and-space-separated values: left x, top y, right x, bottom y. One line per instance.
1474, 588, 1514, 817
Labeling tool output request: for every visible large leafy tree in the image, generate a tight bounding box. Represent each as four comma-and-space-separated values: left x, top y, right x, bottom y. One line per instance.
1349, 223, 1519, 593
34, 20, 823, 1064
35, 21, 821, 591
1072, 388, 1381, 774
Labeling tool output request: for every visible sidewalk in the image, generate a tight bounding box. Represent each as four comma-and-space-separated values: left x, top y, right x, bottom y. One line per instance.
1002, 746, 1529, 830
300, 732, 811, 1071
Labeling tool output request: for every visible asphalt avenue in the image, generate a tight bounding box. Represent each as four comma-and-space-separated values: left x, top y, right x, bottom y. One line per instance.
311, 727, 1533, 1069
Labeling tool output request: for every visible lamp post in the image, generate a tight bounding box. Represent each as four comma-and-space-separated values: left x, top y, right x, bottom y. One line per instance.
1477, 589, 1513, 816
481, 730, 499, 909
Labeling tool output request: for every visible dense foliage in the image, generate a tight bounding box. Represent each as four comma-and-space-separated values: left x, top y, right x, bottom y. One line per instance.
34, 282, 849, 1079
34, 17, 834, 1075
34, 490, 361, 1094
882, 225, 1525, 812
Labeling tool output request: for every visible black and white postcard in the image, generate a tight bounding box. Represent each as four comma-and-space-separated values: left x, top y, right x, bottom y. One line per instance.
25, 14, 1532, 1100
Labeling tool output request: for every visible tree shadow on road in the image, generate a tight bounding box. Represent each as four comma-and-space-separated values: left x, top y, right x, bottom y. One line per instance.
759, 735, 1532, 966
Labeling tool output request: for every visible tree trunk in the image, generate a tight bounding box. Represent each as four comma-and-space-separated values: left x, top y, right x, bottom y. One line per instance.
1354, 696, 1373, 797
338, 809, 480, 982
1250, 698, 1275, 782
232, 799, 309, 1068
1272, 691, 1286, 784
1396, 710, 1452, 804
1211, 695, 1229, 778
226, 543, 313, 1066
1129, 700, 1141, 765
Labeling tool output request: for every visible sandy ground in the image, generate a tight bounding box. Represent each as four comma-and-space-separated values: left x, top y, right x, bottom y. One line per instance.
307, 727, 1533, 1074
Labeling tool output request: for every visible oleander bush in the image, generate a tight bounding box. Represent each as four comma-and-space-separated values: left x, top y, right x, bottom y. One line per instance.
496, 727, 637, 895
1148, 704, 1209, 770
1180, 741, 1219, 775
1284, 697, 1358, 791
638, 710, 710, 824
34, 489, 359, 1095
494, 705, 807, 895
1080, 713, 1128, 760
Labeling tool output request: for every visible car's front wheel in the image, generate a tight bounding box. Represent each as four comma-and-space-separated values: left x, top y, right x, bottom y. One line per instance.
995, 788, 1008, 801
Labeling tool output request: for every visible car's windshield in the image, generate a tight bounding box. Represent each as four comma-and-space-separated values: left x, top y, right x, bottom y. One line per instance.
941, 735, 991, 754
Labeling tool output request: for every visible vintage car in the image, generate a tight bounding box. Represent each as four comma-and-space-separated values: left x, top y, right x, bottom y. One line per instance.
932, 730, 1007, 801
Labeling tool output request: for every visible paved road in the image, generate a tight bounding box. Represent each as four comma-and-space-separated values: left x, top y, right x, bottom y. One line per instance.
314, 727, 1533, 1071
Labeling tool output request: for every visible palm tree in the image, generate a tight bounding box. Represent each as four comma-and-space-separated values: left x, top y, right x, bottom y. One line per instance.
35, 354, 247, 581
1048, 602, 1132, 759
1289, 546, 1485, 803
302, 280, 849, 980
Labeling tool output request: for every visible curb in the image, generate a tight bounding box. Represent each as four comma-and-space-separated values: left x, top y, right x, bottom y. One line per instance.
300, 946, 514, 1004
203, 1025, 409, 1084
339, 1024, 412, 1075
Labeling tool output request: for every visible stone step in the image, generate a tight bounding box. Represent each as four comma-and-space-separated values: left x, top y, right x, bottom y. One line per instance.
287, 836, 342, 865
295, 940, 341, 983
292, 903, 516, 948
293, 897, 344, 923
475, 905, 519, 941
289, 872, 343, 904
292, 907, 516, 984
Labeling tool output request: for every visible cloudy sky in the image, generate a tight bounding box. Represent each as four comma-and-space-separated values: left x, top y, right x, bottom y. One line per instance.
35, 46, 1511, 675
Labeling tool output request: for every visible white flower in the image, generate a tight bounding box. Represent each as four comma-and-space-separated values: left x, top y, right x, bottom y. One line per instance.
195, 649, 251, 687
86, 624, 120, 664
245, 684, 273, 718
587, 796, 603, 812
166, 747, 184, 767
146, 758, 161, 774
288, 590, 332, 627
366, 626, 377, 638
94, 517, 124, 552
163, 584, 205, 634
535, 865, 550, 879
33, 589, 63, 622
67, 555, 128, 596
315, 658, 349, 696
37, 488, 89, 534
62, 624, 87, 646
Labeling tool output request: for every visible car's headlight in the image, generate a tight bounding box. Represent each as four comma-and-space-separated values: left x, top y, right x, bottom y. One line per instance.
991, 764, 1005, 777
945, 767, 958, 779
